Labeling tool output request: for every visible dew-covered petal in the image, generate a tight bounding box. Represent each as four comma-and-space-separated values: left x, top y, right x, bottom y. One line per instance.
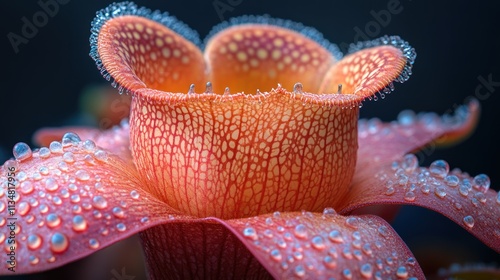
205, 21, 336, 94
140, 221, 272, 279
339, 154, 500, 253
33, 120, 132, 163
355, 98, 479, 174
214, 212, 424, 279
318, 36, 415, 101
90, 2, 206, 94
0, 136, 183, 274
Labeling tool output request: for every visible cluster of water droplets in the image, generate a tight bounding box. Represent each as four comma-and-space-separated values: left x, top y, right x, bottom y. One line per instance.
0, 132, 152, 267
379, 153, 498, 231
240, 211, 418, 279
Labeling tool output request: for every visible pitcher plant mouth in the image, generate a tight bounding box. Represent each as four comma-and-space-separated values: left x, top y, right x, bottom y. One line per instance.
1, 2, 498, 279
91, 3, 414, 219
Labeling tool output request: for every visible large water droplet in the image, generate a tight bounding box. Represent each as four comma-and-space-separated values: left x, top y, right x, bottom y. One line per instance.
13, 142, 32, 161
49, 141, 63, 153
72, 215, 88, 232
50, 232, 69, 253
345, 217, 359, 228
396, 266, 408, 278
116, 223, 126, 232
38, 147, 51, 158
322, 207, 336, 216
342, 268, 353, 279
270, 249, 282, 261
44, 177, 59, 192
20, 181, 34, 195
434, 186, 447, 198
404, 191, 416, 202
462, 215, 475, 228
311, 235, 325, 250
328, 230, 344, 243
83, 140, 97, 152
429, 160, 449, 178
294, 265, 305, 277
323, 255, 337, 268
94, 150, 108, 161
294, 224, 308, 239
360, 263, 373, 278
27, 234, 42, 250
18, 202, 30, 216
92, 195, 108, 209
243, 227, 258, 240
62, 132, 81, 147
112, 207, 125, 218
444, 175, 459, 187
46, 213, 61, 228
473, 174, 490, 193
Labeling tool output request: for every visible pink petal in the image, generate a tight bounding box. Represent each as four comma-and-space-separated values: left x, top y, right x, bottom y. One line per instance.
0, 133, 182, 274
220, 211, 424, 279
339, 153, 500, 253
356, 98, 479, 170
33, 120, 132, 163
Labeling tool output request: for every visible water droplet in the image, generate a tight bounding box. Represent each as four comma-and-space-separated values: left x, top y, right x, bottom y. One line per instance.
429, 160, 449, 178
62, 152, 75, 163
462, 215, 474, 228
112, 207, 125, 218
20, 181, 34, 194
92, 195, 108, 209
294, 224, 308, 239
27, 234, 42, 250
72, 215, 88, 232
496, 192, 500, 205
328, 230, 344, 243
39, 204, 49, 214
62, 132, 81, 147
473, 174, 490, 192
13, 142, 32, 161
130, 190, 140, 199
434, 186, 447, 198
273, 211, 281, 218
18, 202, 30, 216
345, 217, 359, 228
39, 166, 49, 175
378, 225, 389, 237
444, 175, 459, 187
94, 150, 108, 161
140, 217, 149, 223
385, 187, 395, 196
52, 196, 62, 205
397, 110, 416, 126
294, 265, 305, 277
322, 207, 336, 216
83, 140, 97, 152
75, 170, 91, 181
342, 268, 353, 279
360, 263, 373, 278
46, 213, 61, 228
39, 147, 51, 158
44, 177, 59, 192
50, 232, 69, 253
407, 257, 416, 266
116, 223, 126, 232
396, 266, 408, 278
243, 227, 258, 240
401, 154, 418, 172
404, 191, 416, 202
49, 141, 63, 153
459, 184, 470, 197
311, 235, 325, 250
29, 255, 39, 265
88, 238, 100, 249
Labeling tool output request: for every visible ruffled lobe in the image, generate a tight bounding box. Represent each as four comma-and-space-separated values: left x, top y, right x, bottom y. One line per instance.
0, 134, 181, 274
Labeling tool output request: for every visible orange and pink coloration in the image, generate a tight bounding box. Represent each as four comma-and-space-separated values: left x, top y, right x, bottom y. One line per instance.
1, 2, 499, 279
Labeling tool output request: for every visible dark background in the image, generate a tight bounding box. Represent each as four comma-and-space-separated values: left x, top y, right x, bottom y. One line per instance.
1, 0, 499, 279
